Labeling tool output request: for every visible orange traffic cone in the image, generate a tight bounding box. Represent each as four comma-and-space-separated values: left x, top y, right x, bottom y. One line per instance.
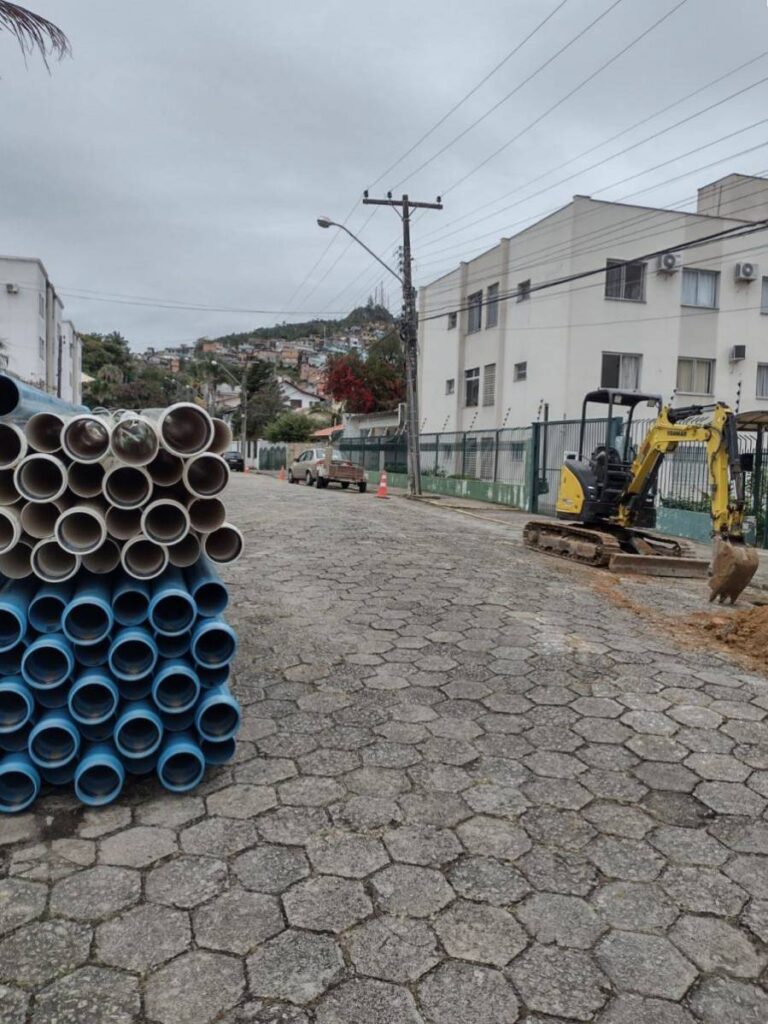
278, 466, 286, 482
376, 471, 389, 499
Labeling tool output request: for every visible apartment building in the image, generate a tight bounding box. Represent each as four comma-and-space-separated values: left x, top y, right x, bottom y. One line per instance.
418, 173, 768, 433
0, 256, 82, 404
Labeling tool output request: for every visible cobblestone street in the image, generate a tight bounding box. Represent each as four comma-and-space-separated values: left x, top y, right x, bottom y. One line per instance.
2, 472, 768, 1023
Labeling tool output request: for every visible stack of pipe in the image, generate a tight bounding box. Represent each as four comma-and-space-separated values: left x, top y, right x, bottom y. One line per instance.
0, 374, 243, 811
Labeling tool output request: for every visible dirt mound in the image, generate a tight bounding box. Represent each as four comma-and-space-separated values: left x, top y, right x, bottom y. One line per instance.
688, 605, 768, 668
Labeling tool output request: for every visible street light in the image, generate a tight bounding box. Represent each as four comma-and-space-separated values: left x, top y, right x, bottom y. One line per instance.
211, 359, 248, 465
316, 215, 420, 496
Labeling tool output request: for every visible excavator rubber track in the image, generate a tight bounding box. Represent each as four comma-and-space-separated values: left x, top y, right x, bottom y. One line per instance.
523, 520, 710, 579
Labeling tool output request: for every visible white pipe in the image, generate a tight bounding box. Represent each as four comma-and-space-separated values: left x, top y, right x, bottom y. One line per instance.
61, 415, 111, 464
0, 506, 22, 553
209, 418, 233, 455
31, 539, 79, 582
68, 461, 105, 499
0, 539, 33, 579
55, 503, 108, 555
0, 470, 19, 507
82, 538, 121, 574
187, 497, 226, 533
110, 414, 159, 467
25, 412, 65, 454
147, 403, 214, 457
0, 423, 27, 469
20, 500, 65, 540
202, 523, 244, 564
167, 532, 200, 568
121, 536, 169, 580
147, 450, 184, 486
15, 455, 68, 503
103, 463, 152, 509
141, 499, 190, 545
183, 453, 230, 499
105, 505, 142, 541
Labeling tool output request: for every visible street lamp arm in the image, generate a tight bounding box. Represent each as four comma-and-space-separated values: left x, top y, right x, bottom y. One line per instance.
317, 218, 403, 285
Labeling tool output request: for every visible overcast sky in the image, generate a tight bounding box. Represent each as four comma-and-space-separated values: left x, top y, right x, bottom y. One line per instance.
3, 0, 768, 349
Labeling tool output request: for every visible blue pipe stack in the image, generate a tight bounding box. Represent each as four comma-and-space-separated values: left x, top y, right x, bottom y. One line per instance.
0, 375, 243, 812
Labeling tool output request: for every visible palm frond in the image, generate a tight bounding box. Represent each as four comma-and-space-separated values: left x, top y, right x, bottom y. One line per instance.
0, 2, 70, 68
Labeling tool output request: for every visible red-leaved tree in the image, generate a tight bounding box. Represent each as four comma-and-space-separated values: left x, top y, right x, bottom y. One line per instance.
324, 333, 405, 413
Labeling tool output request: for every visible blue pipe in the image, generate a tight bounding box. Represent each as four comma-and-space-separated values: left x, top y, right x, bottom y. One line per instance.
28, 710, 81, 769
74, 743, 125, 806
151, 659, 200, 714
68, 670, 120, 727
21, 633, 74, 691
120, 751, 159, 775
113, 700, 164, 760
200, 736, 236, 765
34, 680, 71, 709
0, 578, 35, 651
155, 630, 191, 659
0, 372, 88, 420
156, 731, 205, 792
190, 616, 237, 669
148, 568, 196, 636
74, 636, 111, 668
195, 684, 241, 742
112, 576, 150, 627
160, 707, 196, 732
0, 720, 34, 753
0, 677, 34, 733
77, 719, 115, 742
185, 558, 229, 618
62, 577, 114, 645
108, 626, 158, 682
0, 752, 41, 813
29, 581, 74, 634
197, 665, 229, 689
40, 762, 78, 785
0, 639, 27, 675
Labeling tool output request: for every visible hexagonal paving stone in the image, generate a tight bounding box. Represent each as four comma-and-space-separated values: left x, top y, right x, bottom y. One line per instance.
247, 929, 344, 1006
333, 796, 402, 830
596, 931, 696, 1000
0, 920, 91, 987
523, 778, 592, 809
522, 807, 596, 850
78, 805, 131, 839
283, 876, 372, 933
419, 960, 519, 1024
648, 825, 728, 866
448, 856, 530, 905
0, 984, 27, 1024
688, 976, 768, 1024
206, 784, 277, 819
0, 878, 46, 936
398, 792, 472, 827
516, 893, 607, 948
434, 900, 526, 968
592, 881, 679, 931
96, 904, 190, 972
725, 854, 768, 898
194, 889, 283, 955
99, 826, 178, 868
257, 806, 331, 845
383, 825, 462, 866
509, 945, 610, 1021
742, 899, 768, 942
30, 966, 139, 1024
278, 776, 345, 806
348, 916, 439, 982
587, 837, 665, 881
315, 979, 423, 1024
371, 864, 455, 917
518, 846, 598, 896
180, 817, 259, 856
582, 802, 652, 839
49, 865, 140, 921
661, 866, 748, 916
683, 753, 750, 782
135, 793, 206, 827
306, 832, 389, 878
456, 816, 531, 861
233, 844, 310, 894
696, 782, 766, 816
598, 994, 697, 1024
146, 855, 228, 909
145, 949, 244, 1024
670, 913, 766, 977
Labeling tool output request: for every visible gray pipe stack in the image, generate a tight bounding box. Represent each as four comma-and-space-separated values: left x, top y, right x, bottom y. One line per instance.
0, 374, 242, 812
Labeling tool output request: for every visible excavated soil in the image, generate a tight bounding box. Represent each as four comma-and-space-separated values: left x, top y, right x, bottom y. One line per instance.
687, 605, 768, 670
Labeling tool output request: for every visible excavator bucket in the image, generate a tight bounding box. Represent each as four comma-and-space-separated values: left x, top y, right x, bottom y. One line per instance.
709, 536, 759, 604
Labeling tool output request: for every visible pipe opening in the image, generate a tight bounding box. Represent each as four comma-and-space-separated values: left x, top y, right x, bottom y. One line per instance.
167, 534, 200, 569
148, 449, 183, 486
25, 413, 63, 453
0, 544, 31, 579
113, 590, 149, 627
197, 665, 228, 688
57, 510, 105, 554
0, 516, 16, 552
64, 604, 110, 643
0, 690, 30, 729
105, 506, 141, 541
111, 416, 158, 466
83, 540, 120, 574
185, 455, 228, 497
0, 470, 19, 505
195, 581, 228, 617
188, 498, 225, 533
31, 727, 76, 764
78, 763, 121, 800
63, 417, 110, 462
21, 502, 59, 539
0, 609, 23, 647
32, 542, 78, 582
209, 419, 233, 455
156, 632, 190, 659
201, 737, 236, 764
16, 457, 65, 501
194, 628, 236, 666
199, 702, 239, 738
71, 683, 116, 721
105, 467, 151, 508
156, 672, 197, 710
122, 539, 167, 580
0, 643, 26, 675
74, 637, 110, 668
160, 750, 203, 788
0, 770, 36, 810
29, 595, 66, 633
0, 377, 20, 416
143, 502, 188, 544
69, 462, 104, 498
0, 424, 24, 468
117, 717, 160, 755
161, 405, 213, 456
112, 639, 154, 677
153, 594, 195, 634
25, 646, 70, 686
204, 525, 243, 563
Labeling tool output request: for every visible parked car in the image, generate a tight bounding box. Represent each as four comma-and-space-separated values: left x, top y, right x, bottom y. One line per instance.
288, 448, 367, 492
223, 449, 245, 472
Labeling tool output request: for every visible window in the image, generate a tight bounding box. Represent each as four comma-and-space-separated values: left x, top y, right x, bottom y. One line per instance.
601, 352, 641, 389
605, 259, 645, 301
514, 361, 527, 382
465, 367, 479, 407
445, 378, 455, 395
467, 291, 482, 333
289, 399, 302, 409
517, 279, 531, 302
38, 294, 44, 318
682, 268, 719, 308
483, 363, 496, 406
761, 277, 768, 314
758, 364, 768, 399
510, 442, 526, 461
677, 357, 714, 395
447, 311, 457, 329
486, 283, 499, 328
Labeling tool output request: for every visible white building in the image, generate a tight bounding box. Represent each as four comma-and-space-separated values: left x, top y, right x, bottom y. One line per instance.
0, 256, 81, 404
418, 174, 768, 433
279, 378, 322, 411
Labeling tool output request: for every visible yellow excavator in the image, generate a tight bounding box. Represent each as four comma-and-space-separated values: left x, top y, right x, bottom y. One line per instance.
523, 388, 759, 603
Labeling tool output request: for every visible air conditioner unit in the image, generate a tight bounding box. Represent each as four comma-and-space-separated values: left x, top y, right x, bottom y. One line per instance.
730, 344, 747, 362
656, 252, 682, 273
5, 284, 18, 295
735, 261, 759, 282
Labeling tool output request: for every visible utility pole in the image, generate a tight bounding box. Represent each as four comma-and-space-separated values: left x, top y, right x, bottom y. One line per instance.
362, 192, 442, 496
241, 362, 248, 466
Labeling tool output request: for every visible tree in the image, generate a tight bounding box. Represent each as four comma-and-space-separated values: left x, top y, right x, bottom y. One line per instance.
0, 3, 70, 67
324, 330, 405, 413
81, 332, 132, 378
263, 411, 314, 443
